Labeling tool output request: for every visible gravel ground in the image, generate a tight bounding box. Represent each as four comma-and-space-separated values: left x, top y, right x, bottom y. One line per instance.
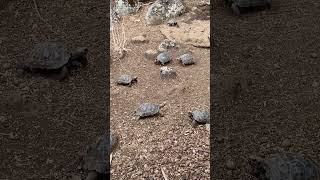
211, 0, 320, 179
110, 2, 210, 179
0, 0, 108, 179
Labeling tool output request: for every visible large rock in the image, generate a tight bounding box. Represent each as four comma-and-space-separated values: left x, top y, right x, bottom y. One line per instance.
145, 0, 186, 25
113, 0, 140, 16
160, 20, 210, 47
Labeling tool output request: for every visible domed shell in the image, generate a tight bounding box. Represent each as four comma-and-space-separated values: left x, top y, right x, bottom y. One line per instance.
188, 111, 209, 124
251, 152, 320, 180
135, 103, 160, 118
29, 41, 69, 69
117, 74, 137, 85
155, 52, 171, 65
178, 53, 195, 65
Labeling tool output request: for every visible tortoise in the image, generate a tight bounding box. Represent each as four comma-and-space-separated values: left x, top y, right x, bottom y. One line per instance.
135, 103, 164, 119
117, 74, 137, 86
177, 53, 195, 66
249, 152, 320, 180
158, 39, 178, 51
155, 52, 172, 65
225, 0, 271, 16
167, 19, 178, 27
22, 41, 88, 80
160, 66, 177, 79
188, 110, 210, 127
83, 134, 119, 180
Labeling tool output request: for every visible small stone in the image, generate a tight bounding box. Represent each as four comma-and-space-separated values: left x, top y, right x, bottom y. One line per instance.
274, 63, 280, 68
312, 81, 319, 87
46, 158, 54, 164
144, 49, 158, 60
160, 66, 177, 79
216, 136, 224, 143
3, 63, 10, 70
70, 174, 82, 180
311, 53, 318, 58
257, 45, 263, 50
205, 124, 210, 131
226, 159, 236, 170
132, 35, 148, 43
0, 116, 6, 123
8, 132, 18, 140
282, 139, 291, 148
191, 7, 198, 11
158, 47, 166, 52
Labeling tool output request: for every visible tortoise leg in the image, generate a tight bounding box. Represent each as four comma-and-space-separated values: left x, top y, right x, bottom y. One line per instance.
191, 120, 198, 128
231, 3, 241, 16
85, 171, 99, 180
110, 134, 119, 152
79, 56, 88, 67
56, 66, 69, 81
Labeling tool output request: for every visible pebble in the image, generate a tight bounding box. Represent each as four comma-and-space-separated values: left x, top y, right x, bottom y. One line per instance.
282, 139, 291, 148
205, 124, 210, 131
0, 116, 6, 123
144, 49, 158, 60
226, 159, 236, 170
46, 158, 54, 164
312, 81, 319, 87
3, 63, 10, 70
216, 136, 224, 143
70, 175, 82, 180
8, 132, 19, 140
310, 53, 318, 58
131, 35, 148, 43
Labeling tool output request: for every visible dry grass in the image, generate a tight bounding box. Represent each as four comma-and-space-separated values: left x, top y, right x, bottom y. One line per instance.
111, 21, 131, 60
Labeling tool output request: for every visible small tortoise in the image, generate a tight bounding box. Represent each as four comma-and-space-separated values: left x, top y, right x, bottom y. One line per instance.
155, 52, 172, 65
167, 19, 178, 27
177, 53, 195, 66
188, 111, 210, 127
160, 66, 177, 79
22, 41, 88, 80
83, 134, 119, 180
249, 152, 320, 180
135, 103, 164, 119
117, 74, 137, 86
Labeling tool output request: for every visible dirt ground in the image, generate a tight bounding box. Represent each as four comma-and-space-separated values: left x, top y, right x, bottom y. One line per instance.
0, 0, 108, 179
212, 0, 320, 179
110, 2, 210, 180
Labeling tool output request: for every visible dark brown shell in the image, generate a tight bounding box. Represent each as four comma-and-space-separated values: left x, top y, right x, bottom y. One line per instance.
28, 41, 69, 69
250, 152, 320, 180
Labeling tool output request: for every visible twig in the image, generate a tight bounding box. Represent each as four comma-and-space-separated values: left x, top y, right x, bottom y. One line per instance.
63, 120, 75, 127
110, 152, 113, 164
161, 167, 169, 180
32, 0, 58, 34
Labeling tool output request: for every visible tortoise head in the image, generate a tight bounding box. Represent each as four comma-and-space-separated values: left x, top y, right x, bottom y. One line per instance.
69, 47, 89, 67
248, 156, 268, 179
132, 77, 138, 83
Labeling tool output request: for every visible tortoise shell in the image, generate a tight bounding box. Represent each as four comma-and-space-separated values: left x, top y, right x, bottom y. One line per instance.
155, 52, 171, 65
28, 41, 69, 70
135, 103, 160, 119
250, 152, 320, 180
